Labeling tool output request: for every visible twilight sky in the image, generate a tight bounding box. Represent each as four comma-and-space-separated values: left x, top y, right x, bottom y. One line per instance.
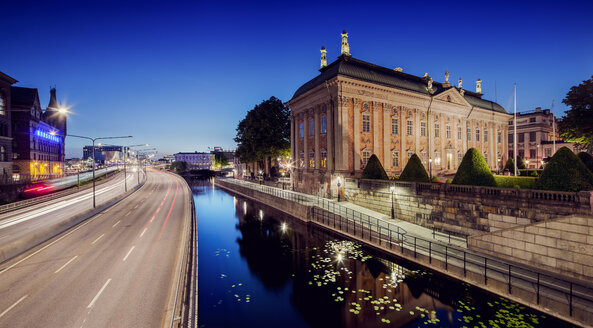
1, 0, 592, 158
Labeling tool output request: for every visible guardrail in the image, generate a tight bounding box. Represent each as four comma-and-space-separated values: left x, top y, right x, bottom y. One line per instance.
219, 177, 593, 323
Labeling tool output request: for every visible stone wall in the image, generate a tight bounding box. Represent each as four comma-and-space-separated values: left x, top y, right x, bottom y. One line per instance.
468, 215, 593, 282
345, 178, 592, 237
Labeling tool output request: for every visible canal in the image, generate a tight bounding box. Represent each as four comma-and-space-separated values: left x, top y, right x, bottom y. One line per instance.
195, 181, 573, 328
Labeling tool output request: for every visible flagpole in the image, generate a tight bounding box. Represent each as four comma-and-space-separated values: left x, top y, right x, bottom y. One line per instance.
513, 84, 518, 176
552, 100, 556, 154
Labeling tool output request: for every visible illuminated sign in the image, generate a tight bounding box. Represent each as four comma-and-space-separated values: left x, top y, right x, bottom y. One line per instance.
35, 130, 61, 143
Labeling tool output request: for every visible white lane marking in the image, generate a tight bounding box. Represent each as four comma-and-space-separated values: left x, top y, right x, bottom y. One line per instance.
123, 246, 135, 262
140, 228, 147, 238
87, 279, 111, 309
55, 255, 78, 274
125, 211, 131, 217
0, 295, 28, 319
0, 236, 7, 240
133, 204, 139, 209
0, 217, 97, 276
91, 234, 105, 244
112, 220, 121, 228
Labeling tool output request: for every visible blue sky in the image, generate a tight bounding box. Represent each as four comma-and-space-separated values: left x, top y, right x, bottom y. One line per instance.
1, 0, 592, 158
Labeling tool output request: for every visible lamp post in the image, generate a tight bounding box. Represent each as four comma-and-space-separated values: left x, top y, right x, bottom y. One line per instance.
389, 186, 395, 220
429, 158, 433, 180
337, 176, 341, 202
68, 134, 132, 208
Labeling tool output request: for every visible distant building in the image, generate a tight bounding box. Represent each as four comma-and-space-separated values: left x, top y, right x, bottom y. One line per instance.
83, 145, 128, 164
508, 107, 576, 169
0, 72, 17, 182
174, 151, 213, 170
11, 87, 67, 181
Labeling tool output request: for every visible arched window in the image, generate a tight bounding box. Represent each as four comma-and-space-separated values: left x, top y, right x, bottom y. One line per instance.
321, 149, 327, 168
361, 149, 370, 169
309, 150, 315, 168
392, 150, 399, 168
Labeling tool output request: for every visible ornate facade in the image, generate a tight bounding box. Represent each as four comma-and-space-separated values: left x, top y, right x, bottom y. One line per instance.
287, 33, 511, 196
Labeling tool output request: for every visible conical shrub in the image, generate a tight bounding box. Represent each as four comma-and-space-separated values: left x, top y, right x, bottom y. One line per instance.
535, 147, 593, 191
399, 154, 430, 182
577, 152, 593, 174
452, 148, 495, 186
361, 154, 388, 180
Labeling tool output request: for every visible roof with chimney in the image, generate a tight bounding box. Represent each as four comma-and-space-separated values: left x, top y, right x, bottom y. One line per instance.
291, 55, 507, 114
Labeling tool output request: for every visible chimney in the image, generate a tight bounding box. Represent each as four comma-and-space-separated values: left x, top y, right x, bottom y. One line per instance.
476, 79, 482, 93
536, 107, 542, 112
341, 30, 350, 56
320, 46, 327, 68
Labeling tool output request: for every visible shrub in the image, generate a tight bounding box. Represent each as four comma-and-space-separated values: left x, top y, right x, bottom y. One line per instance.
503, 157, 526, 174
535, 147, 593, 191
577, 152, 593, 173
361, 154, 389, 180
493, 175, 537, 189
431, 176, 439, 183
452, 148, 496, 186
446, 179, 452, 184
399, 154, 430, 182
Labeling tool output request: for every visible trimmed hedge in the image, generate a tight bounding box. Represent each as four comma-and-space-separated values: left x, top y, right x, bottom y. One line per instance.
399, 154, 430, 182
535, 147, 593, 191
361, 154, 388, 180
493, 175, 537, 189
452, 148, 496, 186
578, 152, 593, 173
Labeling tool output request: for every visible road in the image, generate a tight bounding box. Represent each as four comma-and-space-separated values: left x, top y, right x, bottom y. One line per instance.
0, 169, 191, 327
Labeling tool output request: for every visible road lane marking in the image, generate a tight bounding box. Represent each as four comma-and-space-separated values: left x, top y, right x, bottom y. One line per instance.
123, 246, 135, 262
87, 279, 111, 309
133, 204, 139, 209
55, 256, 78, 274
0, 217, 98, 276
91, 234, 105, 244
0, 295, 28, 319
112, 220, 121, 228
140, 228, 147, 238
125, 211, 131, 217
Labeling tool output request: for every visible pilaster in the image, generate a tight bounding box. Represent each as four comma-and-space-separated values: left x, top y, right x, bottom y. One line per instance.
353, 98, 361, 172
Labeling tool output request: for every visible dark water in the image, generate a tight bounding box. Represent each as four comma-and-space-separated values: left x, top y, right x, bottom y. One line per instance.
195, 181, 573, 328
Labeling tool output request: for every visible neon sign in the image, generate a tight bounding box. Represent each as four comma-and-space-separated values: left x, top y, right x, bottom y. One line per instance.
35, 130, 61, 143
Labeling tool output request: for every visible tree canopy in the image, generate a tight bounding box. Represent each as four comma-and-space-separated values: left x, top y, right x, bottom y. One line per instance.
559, 76, 593, 153
213, 152, 229, 168
361, 154, 388, 180
234, 97, 290, 163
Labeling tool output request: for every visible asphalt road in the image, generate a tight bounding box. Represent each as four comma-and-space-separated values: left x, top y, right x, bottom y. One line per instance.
0, 169, 191, 327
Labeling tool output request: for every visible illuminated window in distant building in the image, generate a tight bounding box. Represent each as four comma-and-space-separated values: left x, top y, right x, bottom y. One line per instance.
476, 129, 480, 142
391, 118, 398, 135
309, 150, 315, 168
484, 129, 488, 142
518, 133, 525, 143
309, 119, 314, 136
458, 152, 463, 166
0, 146, 5, 161
484, 152, 488, 163
361, 150, 370, 168
0, 95, 5, 115
467, 127, 471, 141
321, 150, 327, 168
545, 148, 552, 157
320, 116, 327, 134
407, 150, 413, 159
446, 124, 451, 139
392, 150, 399, 168
434, 122, 440, 138
299, 152, 304, 167
299, 122, 304, 138
420, 121, 426, 137
458, 126, 462, 140
421, 151, 427, 164
497, 131, 501, 143
407, 120, 413, 136
362, 114, 370, 133
435, 151, 441, 166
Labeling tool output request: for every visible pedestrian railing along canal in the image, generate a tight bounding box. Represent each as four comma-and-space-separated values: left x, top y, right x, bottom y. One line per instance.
217, 178, 593, 323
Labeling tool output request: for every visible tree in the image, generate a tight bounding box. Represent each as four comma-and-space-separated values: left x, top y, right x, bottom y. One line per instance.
398, 154, 430, 182
234, 97, 291, 164
558, 76, 593, 153
361, 154, 388, 180
535, 147, 593, 191
577, 151, 593, 173
503, 156, 526, 174
213, 152, 229, 168
169, 161, 188, 174
452, 148, 496, 186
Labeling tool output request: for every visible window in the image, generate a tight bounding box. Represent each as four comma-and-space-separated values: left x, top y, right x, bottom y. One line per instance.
434, 123, 440, 138
476, 129, 480, 142
484, 152, 488, 163
529, 132, 536, 142
320, 116, 327, 134
529, 149, 536, 159
299, 123, 304, 138
407, 120, 413, 136
391, 118, 398, 135
421, 151, 427, 164
518, 133, 524, 143
309, 150, 315, 168
362, 114, 370, 133
519, 150, 525, 158
0, 95, 4, 116
392, 150, 399, 168
529, 117, 536, 123
0, 146, 4, 161
321, 150, 327, 168
458, 152, 463, 166
361, 150, 370, 169
309, 119, 314, 136
420, 121, 426, 137
509, 120, 513, 125
467, 128, 471, 141
508, 134, 513, 143
446, 125, 451, 139
484, 129, 488, 142
458, 126, 462, 140
434, 151, 441, 166
497, 131, 501, 143
545, 148, 552, 157
299, 152, 304, 167
407, 150, 413, 159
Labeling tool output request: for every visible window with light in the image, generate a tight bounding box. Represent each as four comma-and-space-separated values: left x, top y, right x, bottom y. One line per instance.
391, 118, 398, 135
361, 150, 370, 168
321, 150, 327, 168
407, 120, 413, 136
392, 150, 399, 168
362, 114, 370, 133
320, 116, 327, 134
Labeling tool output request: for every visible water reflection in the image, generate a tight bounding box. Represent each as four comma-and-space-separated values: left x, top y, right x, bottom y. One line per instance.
197, 181, 570, 328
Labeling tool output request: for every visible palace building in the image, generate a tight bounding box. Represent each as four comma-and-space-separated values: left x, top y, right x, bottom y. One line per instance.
288, 31, 511, 196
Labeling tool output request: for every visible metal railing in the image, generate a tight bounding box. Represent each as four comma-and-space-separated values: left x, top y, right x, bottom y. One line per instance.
218, 177, 593, 322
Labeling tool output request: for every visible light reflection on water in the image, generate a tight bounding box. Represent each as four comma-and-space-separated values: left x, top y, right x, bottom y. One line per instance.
195, 181, 571, 328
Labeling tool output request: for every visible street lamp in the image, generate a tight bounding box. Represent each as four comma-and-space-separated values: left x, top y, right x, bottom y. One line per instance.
337, 176, 342, 202
429, 158, 433, 180
68, 134, 132, 208
389, 186, 395, 220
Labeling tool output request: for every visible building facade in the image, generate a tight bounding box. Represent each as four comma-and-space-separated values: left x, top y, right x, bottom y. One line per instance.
174, 152, 213, 170
11, 87, 67, 181
288, 32, 511, 196
0, 72, 17, 182
508, 107, 576, 169
83, 145, 128, 164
